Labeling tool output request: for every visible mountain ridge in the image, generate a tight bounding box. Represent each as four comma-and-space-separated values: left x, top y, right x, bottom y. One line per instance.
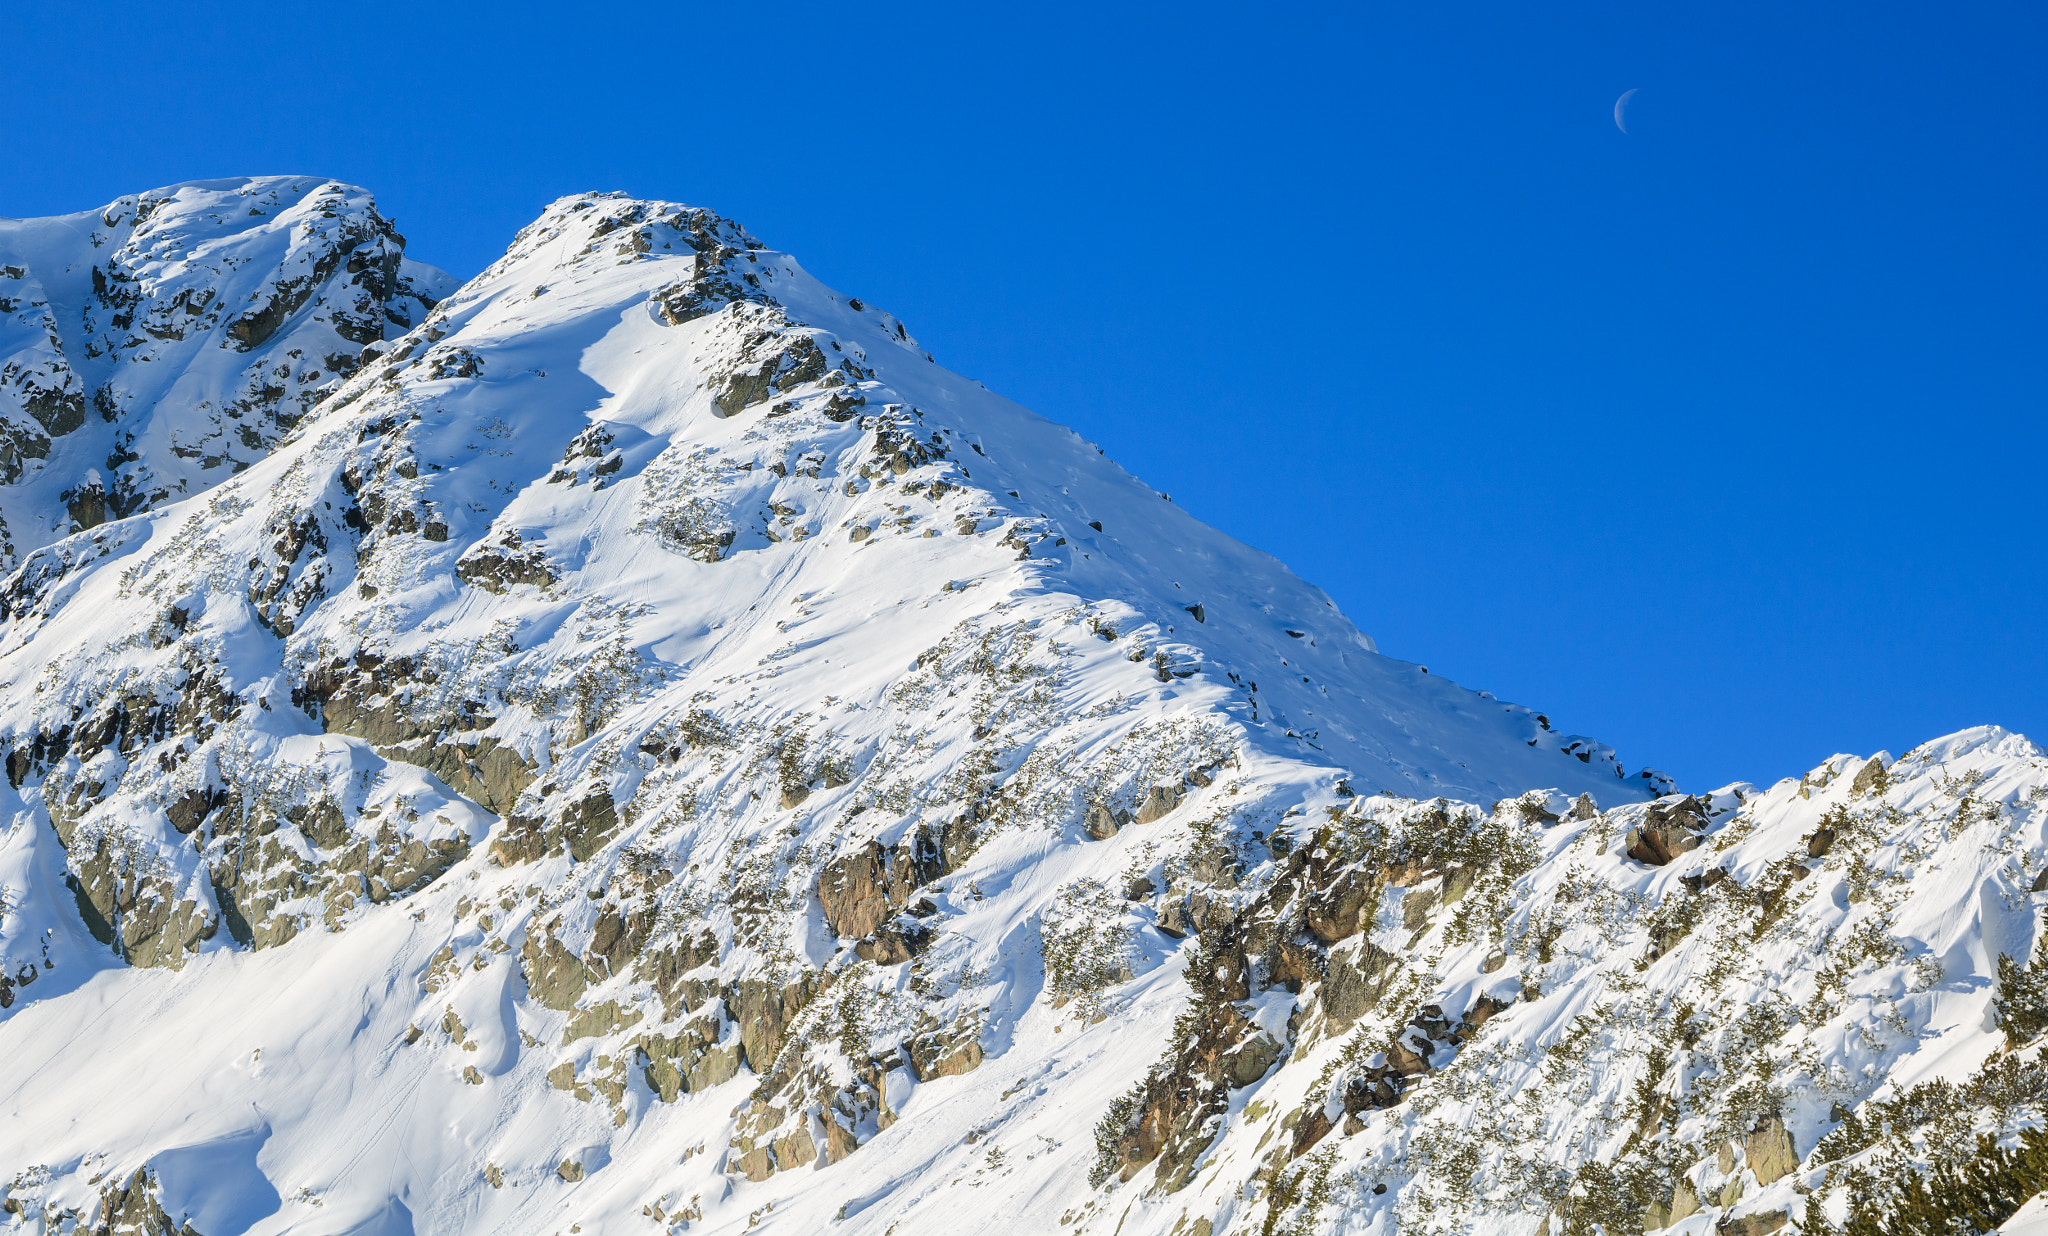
0, 181, 2039, 1236
0, 175, 452, 564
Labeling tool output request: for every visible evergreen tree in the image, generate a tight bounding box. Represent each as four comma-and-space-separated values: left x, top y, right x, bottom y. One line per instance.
1843, 1129, 2048, 1236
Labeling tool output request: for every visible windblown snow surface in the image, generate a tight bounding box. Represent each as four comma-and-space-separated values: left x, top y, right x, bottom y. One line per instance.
0, 184, 2044, 1236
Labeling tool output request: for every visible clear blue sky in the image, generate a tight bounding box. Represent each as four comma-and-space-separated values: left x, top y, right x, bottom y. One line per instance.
6, 2, 2042, 791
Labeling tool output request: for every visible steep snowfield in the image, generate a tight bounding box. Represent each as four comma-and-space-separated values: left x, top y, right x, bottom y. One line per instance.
0, 177, 451, 565
0, 187, 2038, 1236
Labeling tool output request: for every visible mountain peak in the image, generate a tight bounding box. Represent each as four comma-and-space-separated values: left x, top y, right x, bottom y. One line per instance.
0, 175, 451, 565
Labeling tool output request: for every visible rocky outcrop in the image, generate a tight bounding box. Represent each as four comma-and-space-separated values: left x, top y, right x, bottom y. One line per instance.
1850, 754, 1890, 797
1718, 1210, 1790, 1236
1733, 1111, 1798, 1187
906, 1014, 985, 1080
1321, 938, 1399, 1035
1099, 985, 1288, 1190
302, 653, 538, 819
638, 1011, 743, 1100
816, 821, 966, 953
84, 1168, 187, 1236
1626, 795, 1710, 865
455, 532, 559, 593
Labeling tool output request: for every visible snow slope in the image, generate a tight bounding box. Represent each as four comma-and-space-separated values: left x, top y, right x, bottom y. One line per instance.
0, 186, 2038, 1236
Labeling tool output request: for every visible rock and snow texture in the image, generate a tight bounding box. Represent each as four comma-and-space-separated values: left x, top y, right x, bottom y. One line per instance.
0, 185, 2039, 1235
0, 176, 451, 564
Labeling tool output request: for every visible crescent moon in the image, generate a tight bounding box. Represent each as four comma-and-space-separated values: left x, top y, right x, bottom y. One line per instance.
1614, 88, 1638, 134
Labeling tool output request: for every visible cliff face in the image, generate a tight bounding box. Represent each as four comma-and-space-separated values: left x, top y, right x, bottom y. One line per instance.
0, 176, 451, 563
0, 186, 2037, 1236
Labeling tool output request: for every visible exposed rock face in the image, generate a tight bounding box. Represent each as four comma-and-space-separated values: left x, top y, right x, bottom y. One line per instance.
93, 1169, 190, 1236
1319, 938, 1398, 1035
1102, 989, 1287, 1190
816, 822, 961, 952
1625, 794, 1710, 865
1740, 1111, 1798, 1186
1850, 753, 1890, 796
906, 1014, 985, 1080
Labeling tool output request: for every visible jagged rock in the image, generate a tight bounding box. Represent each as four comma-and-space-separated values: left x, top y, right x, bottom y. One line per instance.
1681, 865, 1729, 894
1157, 884, 1235, 940
642, 928, 722, 1019
730, 1139, 774, 1183
1291, 1102, 1335, 1158
66, 839, 214, 969
1626, 795, 1710, 865
817, 824, 958, 941
562, 999, 642, 1044
1269, 934, 1324, 992
713, 335, 831, 417
818, 841, 892, 939
560, 791, 619, 862
1457, 993, 1512, 1035
729, 1098, 818, 1182
1741, 1111, 1798, 1185
854, 918, 930, 965
521, 923, 589, 1010
1134, 783, 1183, 824
89, 1168, 187, 1236
727, 975, 826, 1071
907, 1015, 984, 1080
1442, 862, 1476, 904
1302, 863, 1375, 944
330, 828, 468, 906
1400, 883, 1440, 933
772, 1125, 819, 1172
1385, 1038, 1431, 1076
1103, 993, 1286, 1190
823, 1113, 861, 1164
639, 1011, 742, 1100
1850, 754, 1890, 796
163, 785, 228, 835
1322, 939, 1398, 1034
456, 532, 558, 592
306, 656, 537, 818
584, 900, 656, 980
547, 1060, 591, 1101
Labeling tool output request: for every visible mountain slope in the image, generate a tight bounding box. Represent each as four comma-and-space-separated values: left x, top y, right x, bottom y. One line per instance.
0, 176, 451, 563
0, 187, 2038, 1236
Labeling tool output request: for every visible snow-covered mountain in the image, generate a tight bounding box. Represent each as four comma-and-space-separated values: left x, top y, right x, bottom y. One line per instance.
0, 177, 451, 564
0, 183, 2041, 1236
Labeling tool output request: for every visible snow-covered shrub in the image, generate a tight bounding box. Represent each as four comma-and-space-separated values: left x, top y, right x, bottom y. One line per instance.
1996, 920, 2048, 1047
1040, 877, 1134, 1011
